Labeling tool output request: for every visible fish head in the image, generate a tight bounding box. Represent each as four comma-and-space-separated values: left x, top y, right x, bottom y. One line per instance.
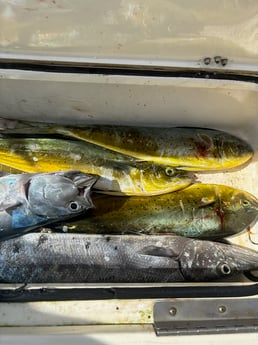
179, 239, 258, 281
220, 188, 258, 235
212, 132, 253, 169
27, 170, 98, 218
135, 163, 194, 195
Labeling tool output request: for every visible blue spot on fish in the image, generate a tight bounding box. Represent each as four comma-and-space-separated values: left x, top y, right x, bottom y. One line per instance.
11, 208, 45, 229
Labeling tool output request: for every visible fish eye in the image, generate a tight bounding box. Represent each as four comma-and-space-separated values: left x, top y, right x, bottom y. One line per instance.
219, 263, 231, 275
165, 167, 175, 177
68, 201, 80, 212
242, 200, 250, 207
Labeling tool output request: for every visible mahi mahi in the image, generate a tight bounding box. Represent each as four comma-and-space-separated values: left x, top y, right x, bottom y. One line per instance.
0, 137, 193, 196
55, 183, 258, 239
57, 125, 253, 171
1, 120, 253, 171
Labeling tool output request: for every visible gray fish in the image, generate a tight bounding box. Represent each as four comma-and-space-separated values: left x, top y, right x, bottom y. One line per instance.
1, 233, 258, 283
0, 171, 98, 241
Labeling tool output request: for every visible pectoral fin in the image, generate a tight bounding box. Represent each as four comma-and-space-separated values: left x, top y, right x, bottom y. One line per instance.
199, 196, 217, 207
138, 245, 179, 258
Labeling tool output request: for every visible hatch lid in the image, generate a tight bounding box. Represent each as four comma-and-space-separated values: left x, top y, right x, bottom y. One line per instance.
0, 1, 258, 72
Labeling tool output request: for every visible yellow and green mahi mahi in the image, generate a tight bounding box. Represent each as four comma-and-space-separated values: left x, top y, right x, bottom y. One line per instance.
55, 183, 258, 239
0, 137, 193, 196
1, 120, 253, 171
56, 126, 253, 171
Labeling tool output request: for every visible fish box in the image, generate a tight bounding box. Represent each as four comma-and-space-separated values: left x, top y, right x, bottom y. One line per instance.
0, 1, 258, 343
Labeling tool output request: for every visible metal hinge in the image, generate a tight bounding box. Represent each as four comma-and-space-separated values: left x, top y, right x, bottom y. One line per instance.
153, 298, 258, 336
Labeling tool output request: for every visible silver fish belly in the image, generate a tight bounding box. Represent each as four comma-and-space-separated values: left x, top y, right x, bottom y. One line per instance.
0, 171, 98, 241
1, 233, 258, 283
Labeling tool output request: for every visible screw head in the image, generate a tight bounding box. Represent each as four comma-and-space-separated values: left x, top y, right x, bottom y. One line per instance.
221, 58, 228, 66
214, 56, 221, 63
203, 57, 211, 65
218, 305, 227, 313
169, 307, 177, 316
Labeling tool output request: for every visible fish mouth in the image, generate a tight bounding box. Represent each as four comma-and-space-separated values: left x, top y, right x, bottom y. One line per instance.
74, 174, 98, 207
173, 171, 198, 187
73, 174, 99, 207
227, 245, 258, 270
252, 199, 258, 211
55, 170, 98, 188
171, 169, 197, 180
54, 170, 98, 207
185, 171, 197, 182
73, 174, 98, 189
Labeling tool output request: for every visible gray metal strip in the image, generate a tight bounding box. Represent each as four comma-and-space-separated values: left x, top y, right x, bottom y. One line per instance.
153, 298, 258, 335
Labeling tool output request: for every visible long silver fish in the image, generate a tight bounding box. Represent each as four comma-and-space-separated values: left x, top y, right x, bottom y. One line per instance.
0, 171, 98, 241
0, 233, 258, 283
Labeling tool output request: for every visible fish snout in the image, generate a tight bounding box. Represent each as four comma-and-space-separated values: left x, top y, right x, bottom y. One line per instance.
71, 173, 98, 208
73, 174, 99, 189
225, 245, 258, 272
251, 197, 258, 211
218, 135, 253, 160
65, 173, 98, 211
55, 170, 98, 208
55, 170, 98, 187
179, 239, 258, 281
213, 245, 258, 279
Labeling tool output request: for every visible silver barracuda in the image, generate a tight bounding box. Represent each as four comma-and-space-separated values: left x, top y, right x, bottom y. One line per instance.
0, 233, 258, 283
